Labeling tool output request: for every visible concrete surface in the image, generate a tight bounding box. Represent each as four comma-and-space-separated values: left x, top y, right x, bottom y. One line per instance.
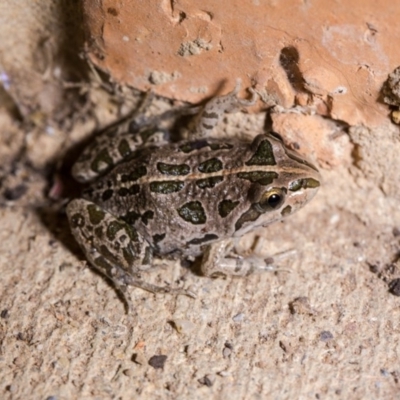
1, 1, 400, 399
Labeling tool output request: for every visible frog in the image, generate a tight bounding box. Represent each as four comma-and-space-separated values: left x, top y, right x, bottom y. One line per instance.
66, 81, 321, 309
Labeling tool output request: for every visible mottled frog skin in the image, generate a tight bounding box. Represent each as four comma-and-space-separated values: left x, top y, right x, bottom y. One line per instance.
67, 83, 321, 306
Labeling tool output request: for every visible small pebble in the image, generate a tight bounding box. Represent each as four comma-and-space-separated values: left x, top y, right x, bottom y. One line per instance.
389, 278, 400, 296
222, 347, 232, 358
319, 331, 334, 342
289, 296, 316, 315
380, 368, 390, 377
148, 355, 167, 369
123, 368, 134, 377
170, 319, 195, 334
232, 313, 245, 322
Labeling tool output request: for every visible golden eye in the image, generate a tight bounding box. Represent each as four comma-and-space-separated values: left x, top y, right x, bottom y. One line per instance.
258, 188, 285, 211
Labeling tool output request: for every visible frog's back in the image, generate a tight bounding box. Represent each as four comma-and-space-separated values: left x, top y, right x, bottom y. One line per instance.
82, 133, 320, 257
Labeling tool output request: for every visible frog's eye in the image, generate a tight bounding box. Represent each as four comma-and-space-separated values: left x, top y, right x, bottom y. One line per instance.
257, 188, 286, 212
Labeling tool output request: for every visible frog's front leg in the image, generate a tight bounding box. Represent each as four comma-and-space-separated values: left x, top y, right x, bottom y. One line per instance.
66, 199, 192, 311
194, 79, 258, 139
200, 239, 276, 278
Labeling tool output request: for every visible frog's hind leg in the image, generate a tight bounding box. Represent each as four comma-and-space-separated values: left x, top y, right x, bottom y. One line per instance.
72, 125, 169, 184
67, 198, 147, 311
194, 79, 258, 139
72, 92, 170, 184
67, 199, 193, 311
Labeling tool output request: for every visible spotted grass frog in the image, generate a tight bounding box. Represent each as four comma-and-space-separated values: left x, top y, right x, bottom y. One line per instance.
66, 82, 321, 308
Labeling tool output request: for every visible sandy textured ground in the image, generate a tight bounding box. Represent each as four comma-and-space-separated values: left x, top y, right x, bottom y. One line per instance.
1, 2, 400, 399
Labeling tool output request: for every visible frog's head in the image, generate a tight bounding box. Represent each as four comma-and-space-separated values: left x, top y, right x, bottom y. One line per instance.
234, 133, 321, 236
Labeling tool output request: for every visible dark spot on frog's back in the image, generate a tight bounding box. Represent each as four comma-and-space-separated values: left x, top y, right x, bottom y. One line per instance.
157, 162, 190, 176
141, 210, 154, 225
101, 189, 113, 201
196, 176, 223, 188
237, 171, 278, 185
121, 211, 140, 225
179, 140, 233, 153
218, 199, 240, 218
150, 181, 185, 194
198, 158, 223, 173
246, 138, 276, 166
177, 201, 207, 225
120, 165, 147, 183
117, 184, 140, 197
